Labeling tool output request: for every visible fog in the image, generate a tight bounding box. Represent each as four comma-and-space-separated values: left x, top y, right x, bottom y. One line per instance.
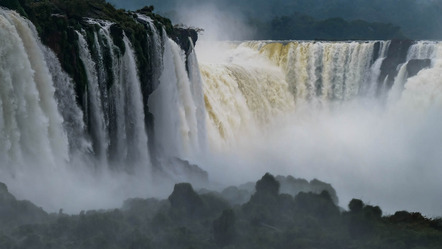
196, 100, 442, 217
169, 2, 255, 41
0, 157, 179, 213
193, 41, 442, 217
2, 1, 440, 217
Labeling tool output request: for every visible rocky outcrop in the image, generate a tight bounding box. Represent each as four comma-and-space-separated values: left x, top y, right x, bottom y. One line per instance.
171, 27, 198, 56
379, 39, 414, 91
407, 59, 431, 77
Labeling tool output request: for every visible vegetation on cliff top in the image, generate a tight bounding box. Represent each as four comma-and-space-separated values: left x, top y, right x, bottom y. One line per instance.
250, 13, 405, 40
0, 0, 197, 114
0, 173, 441, 249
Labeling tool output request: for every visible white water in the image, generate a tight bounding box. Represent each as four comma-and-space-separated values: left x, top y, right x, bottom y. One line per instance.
0, 10, 69, 169
389, 41, 438, 104
187, 42, 208, 154
121, 35, 151, 169
364, 41, 391, 96
0, 11, 161, 213
196, 40, 442, 217
149, 35, 201, 161
41, 43, 91, 156
76, 21, 152, 170
1, 8, 441, 217
76, 30, 109, 165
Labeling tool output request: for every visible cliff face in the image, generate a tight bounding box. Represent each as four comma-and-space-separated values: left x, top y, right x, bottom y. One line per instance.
1, 0, 198, 105
0, 0, 202, 174
379, 39, 414, 90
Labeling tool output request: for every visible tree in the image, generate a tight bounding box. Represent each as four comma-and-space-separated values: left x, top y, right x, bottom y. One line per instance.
348, 199, 364, 213
213, 209, 236, 246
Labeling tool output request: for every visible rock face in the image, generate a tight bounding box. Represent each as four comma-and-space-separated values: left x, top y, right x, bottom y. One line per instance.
407, 59, 431, 77
379, 39, 414, 90
0, 1, 199, 111
171, 27, 198, 56
0, 1, 201, 176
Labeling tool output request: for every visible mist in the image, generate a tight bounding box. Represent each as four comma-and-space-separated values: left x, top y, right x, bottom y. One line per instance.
171, 4, 255, 40
0, 157, 179, 213
193, 41, 442, 217
1, 0, 441, 218
196, 100, 442, 217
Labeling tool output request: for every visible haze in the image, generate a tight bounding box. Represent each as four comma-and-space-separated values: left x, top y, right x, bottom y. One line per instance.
108, 0, 442, 40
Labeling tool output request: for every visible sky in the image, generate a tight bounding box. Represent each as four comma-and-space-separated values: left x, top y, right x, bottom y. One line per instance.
107, 0, 442, 40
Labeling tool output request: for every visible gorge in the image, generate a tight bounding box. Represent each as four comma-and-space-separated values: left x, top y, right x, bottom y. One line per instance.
0, 1, 441, 220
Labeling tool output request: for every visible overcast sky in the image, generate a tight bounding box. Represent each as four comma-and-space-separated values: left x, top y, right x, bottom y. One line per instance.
107, 0, 442, 40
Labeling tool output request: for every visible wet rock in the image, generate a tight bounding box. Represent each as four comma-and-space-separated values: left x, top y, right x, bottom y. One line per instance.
407, 58, 431, 77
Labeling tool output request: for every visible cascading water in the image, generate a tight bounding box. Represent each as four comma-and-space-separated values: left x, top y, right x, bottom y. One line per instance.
365, 41, 391, 96
0, 9, 193, 212
76, 20, 152, 170
389, 41, 438, 103
76, 30, 110, 165
148, 35, 200, 160
1, 7, 441, 216
0, 9, 69, 169
187, 43, 208, 154
136, 14, 163, 91
198, 42, 295, 148
42, 46, 91, 156
242, 41, 377, 102
120, 34, 151, 169
196, 40, 442, 216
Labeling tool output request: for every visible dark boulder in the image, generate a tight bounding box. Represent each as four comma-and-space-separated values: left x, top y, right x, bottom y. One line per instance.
406, 59, 431, 77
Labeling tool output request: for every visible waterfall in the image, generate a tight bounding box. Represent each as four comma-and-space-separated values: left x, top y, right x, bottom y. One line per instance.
121, 34, 151, 169
137, 14, 163, 90
0, 9, 69, 169
196, 39, 442, 216
40, 42, 91, 156
76, 30, 109, 165
198, 40, 441, 148
1, 6, 442, 216
395, 43, 442, 110
187, 42, 208, 153
388, 41, 438, 103
241, 41, 376, 103
0, 8, 206, 212
198, 42, 295, 149
198, 41, 383, 147
407, 41, 438, 60
76, 20, 152, 170
148, 35, 200, 160
364, 41, 391, 96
